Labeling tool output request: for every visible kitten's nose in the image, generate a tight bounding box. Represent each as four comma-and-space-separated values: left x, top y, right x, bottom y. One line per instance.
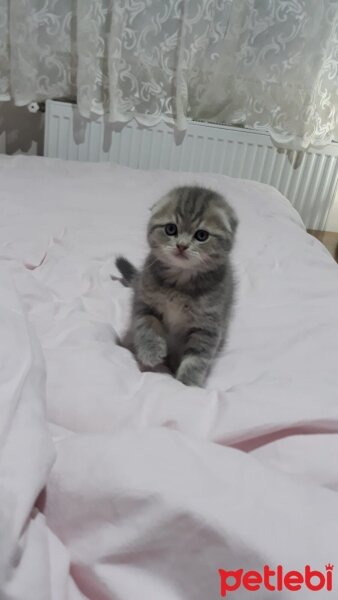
176, 243, 188, 253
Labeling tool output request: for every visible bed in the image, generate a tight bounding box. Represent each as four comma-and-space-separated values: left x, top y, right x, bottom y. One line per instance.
1, 154, 338, 599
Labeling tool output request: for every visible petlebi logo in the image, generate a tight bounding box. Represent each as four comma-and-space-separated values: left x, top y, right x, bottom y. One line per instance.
218, 564, 334, 596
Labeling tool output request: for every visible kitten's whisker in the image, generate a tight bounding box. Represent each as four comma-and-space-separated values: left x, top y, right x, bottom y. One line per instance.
144, 258, 159, 271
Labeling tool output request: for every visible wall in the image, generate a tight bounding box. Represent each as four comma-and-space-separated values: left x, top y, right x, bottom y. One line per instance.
1, 100, 338, 232
0, 101, 44, 156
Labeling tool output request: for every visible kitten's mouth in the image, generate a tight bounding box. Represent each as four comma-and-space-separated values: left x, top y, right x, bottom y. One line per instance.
173, 250, 189, 260
169, 252, 195, 270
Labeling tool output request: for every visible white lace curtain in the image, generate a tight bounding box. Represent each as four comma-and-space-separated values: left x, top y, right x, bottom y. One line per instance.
1, 0, 338, 148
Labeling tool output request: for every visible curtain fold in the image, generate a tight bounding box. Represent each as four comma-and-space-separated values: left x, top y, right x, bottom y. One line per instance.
0, 0, 9, 101
0, 0, 337, 148
3, 0, 76, 105
195, 0, 338, 149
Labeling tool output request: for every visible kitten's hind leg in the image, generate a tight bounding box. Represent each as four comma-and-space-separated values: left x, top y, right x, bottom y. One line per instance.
176, 327, 219, 387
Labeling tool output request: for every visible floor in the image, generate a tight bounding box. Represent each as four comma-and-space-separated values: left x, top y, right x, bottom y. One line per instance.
307, 230, 338, 263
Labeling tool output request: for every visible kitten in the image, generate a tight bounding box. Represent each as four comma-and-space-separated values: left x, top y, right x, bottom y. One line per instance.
116, 186, 238, 387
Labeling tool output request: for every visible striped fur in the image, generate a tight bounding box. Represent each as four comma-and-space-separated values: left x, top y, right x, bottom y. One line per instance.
116, 186, 238, 387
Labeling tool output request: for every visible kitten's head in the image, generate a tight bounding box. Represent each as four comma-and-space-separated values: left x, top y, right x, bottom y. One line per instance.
147, 186, 237, 272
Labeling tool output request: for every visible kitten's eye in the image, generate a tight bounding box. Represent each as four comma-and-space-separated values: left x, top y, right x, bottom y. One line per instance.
194, 229, 209, 242
165, 223, 177, 236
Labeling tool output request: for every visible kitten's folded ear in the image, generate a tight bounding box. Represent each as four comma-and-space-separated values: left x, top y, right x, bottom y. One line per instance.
224, 205, 238, 251
150, 193, 170, 215
229, 211, 238, 235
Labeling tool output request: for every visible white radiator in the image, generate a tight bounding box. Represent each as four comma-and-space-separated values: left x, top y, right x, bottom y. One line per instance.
44, 100, 338, 230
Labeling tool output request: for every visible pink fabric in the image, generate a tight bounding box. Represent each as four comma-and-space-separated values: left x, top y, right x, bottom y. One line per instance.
1, 155, 338, 598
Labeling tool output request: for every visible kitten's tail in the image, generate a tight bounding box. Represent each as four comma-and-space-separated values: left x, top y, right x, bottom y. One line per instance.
115, 256, 138, 286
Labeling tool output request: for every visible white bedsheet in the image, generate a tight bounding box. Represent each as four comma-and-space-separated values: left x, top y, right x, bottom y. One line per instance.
1, 154, 338, 599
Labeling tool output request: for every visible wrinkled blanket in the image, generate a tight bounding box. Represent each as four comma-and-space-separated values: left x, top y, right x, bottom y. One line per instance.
1, 155, 338, 599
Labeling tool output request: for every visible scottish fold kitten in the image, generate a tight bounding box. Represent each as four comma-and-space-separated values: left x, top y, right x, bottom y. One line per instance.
116, 186, 237, 387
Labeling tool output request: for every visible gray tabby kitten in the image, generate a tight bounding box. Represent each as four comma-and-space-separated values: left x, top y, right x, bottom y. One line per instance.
116, 186, 237, 387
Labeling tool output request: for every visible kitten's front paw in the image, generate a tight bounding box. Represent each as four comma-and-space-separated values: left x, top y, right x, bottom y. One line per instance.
136, 334, 167, 368
176, 361, 205, 387
176, 372, 203, 387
